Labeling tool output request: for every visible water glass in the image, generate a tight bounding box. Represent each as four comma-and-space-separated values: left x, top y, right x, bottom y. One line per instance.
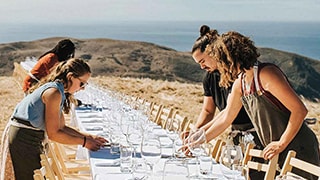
199, 143, 213, 175
120, 145, 133, 173
173, 137, 186, 158
110, 142, 120, 154
199, 155, 212, 175
110, 134, 121, 154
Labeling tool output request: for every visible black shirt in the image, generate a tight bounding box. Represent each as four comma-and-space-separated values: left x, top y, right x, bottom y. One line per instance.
203, 70, 252, 125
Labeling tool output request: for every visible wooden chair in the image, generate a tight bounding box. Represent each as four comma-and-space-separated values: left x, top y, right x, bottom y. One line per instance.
214, 139, 226, 163
34, 153, 91, 180
141, 100, 154, 118
155, 105, 174, 127
242, 143, 279, 180
50, 142, 90, 174
181, 119, 195, 132
279, 150, 320, 179
209, 139, 223, 160
33, 154, 57, 180
169, 110, 188, 132
54, 142, 78, 160
149, 102, 163, 123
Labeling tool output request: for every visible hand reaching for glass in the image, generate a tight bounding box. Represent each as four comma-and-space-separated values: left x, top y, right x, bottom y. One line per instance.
180, 128, 206, 157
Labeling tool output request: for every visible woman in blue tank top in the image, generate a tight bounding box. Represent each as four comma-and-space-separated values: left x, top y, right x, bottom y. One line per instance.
7, 58, 107, 180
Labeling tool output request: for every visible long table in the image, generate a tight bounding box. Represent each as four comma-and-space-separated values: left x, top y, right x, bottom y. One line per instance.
73, 87, 245, 180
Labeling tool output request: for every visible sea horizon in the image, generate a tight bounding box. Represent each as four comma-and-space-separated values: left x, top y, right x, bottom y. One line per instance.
1, 21, 320, 60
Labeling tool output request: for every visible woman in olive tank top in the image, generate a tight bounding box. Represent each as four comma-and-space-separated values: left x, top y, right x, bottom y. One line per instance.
200, 30, 319, 179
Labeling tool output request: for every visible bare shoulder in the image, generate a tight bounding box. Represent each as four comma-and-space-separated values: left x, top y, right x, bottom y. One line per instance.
260, 65, 285, 79
42, 87, 62, 103
259, 64, 291, 92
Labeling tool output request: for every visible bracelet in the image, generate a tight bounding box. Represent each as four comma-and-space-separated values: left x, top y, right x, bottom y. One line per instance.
82, 136, 87, 147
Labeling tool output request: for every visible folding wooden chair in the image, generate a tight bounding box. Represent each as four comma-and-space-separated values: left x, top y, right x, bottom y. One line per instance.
209, 139, 223, 160
155, 105, 174, 127
149, 102, 163, 123
35, 152, 91, 180
214, 139, 226, 163
141, 100, 154, 118
279, 150, 320, 179
242, 143, 279, 180
53, 141, 80, 161
50, 142, 90, 174
180, 118, 193, 132
33, 154, 57, 180
169, 110, 188, 132
49, 142, 91, 178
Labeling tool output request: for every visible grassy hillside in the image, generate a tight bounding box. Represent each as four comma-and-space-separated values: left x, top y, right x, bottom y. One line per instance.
0, 37, 319, 101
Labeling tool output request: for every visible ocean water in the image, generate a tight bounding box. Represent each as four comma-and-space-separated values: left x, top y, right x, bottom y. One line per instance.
1, 21, 320, 60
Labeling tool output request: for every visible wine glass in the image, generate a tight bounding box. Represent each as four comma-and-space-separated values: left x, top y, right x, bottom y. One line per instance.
140, 137, 162, 179
220, 145, 243, 179
187, 128, 206, 179
165, 118, 179, 158
127, 122, 142, 159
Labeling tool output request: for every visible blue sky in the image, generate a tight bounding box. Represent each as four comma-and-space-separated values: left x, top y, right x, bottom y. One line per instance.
1, 0, 320, 23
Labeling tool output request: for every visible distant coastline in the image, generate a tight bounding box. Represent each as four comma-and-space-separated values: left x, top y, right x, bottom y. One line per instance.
1, 21, 320, 60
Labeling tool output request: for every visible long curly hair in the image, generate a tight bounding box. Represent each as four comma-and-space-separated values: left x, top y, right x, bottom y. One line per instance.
205, 31, 260, 88
29, 58, 91, 113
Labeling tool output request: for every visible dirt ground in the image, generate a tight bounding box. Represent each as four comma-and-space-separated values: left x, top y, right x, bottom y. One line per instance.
1, 75, 319, 179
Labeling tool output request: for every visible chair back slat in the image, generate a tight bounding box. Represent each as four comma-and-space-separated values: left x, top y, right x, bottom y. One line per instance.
242, 143, 279, 180
280, 150, 320, 178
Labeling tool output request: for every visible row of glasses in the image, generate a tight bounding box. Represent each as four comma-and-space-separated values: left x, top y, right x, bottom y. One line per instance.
77, 84, 247, 179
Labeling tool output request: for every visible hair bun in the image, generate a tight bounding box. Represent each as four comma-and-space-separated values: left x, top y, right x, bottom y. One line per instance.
200, 25, 210, 36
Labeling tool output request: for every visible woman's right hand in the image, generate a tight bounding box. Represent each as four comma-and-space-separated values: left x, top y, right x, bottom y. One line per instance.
83, 135, 107, 151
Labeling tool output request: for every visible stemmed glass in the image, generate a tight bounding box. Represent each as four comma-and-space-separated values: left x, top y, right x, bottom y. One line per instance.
187, 128, 206, 179
140, 136, 162, 179
127, 121, 142, 159
220, 145, 243, 179
164, 118, 179, 158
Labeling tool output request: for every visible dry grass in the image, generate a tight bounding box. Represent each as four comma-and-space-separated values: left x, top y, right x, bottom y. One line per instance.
0, 75, 319, 179
90, 76, 320, 142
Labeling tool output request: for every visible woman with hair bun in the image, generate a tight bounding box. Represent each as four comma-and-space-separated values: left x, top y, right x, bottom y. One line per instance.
190, 25, 263, 150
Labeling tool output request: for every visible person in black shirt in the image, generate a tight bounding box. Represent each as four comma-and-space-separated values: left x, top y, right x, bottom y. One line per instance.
191, 25, 262, 149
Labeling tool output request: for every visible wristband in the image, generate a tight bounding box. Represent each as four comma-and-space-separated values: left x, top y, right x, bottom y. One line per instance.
82, 136, 87, 147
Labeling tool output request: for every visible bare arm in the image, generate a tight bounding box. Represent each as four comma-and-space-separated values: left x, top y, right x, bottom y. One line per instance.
195, 96, 216, 129
43, 88, 106, 151
204, 79, 243, 142
260, 66, 307, 159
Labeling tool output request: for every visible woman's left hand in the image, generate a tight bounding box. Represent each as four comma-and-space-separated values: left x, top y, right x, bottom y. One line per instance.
90, 135, 108, 144
262, 141, 285, 160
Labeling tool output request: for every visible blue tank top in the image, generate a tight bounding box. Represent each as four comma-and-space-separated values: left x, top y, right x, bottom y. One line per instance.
12, 81, 65, 130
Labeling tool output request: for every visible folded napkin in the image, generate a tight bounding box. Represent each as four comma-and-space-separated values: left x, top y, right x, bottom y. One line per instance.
85, 127, 103, 131
94, 159, 120, 167
77, 113, 102, 118
81, 119, 103, 123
